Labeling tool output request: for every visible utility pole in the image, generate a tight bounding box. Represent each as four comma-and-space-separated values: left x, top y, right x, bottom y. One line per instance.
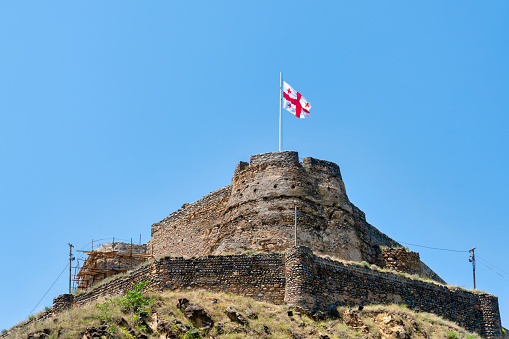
469, 247, 476, 289
294, 201, 297, 246
68, 243, 74, 294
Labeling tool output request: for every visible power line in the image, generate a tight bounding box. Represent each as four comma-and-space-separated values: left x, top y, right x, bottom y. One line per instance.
397, 240, 469, 253
477, 255, 509, 277
27, 262, 69, 318
478, 261, 509, 282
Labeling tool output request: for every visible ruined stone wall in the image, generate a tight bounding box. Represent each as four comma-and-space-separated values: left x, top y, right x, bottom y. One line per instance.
75, 261, 157, 306
157, 253, 285, 303
72, 252, 285, 307
149, 185, 232, 257
284, 246, 502, 339
377, 247, 422, 275
45, 246, 502, 338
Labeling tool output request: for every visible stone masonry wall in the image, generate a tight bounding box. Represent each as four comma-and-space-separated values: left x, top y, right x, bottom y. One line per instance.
41, 246, 502, 338
284, 246, 502, 339
71, 252, 285, 307
157, 253, 285, 303
376, 247, 446, 284
148, 151, 442, 282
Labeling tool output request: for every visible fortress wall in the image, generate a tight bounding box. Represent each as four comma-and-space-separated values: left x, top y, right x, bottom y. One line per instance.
74, 261, 157, 307
71, 252, 285, 308
157, 253, 286, 303
249, 151, 300, 166
47, 246, 501, 338
284, 246, 502, 339
148, 185, 232, 257
377, 247, 422, 275
148, 151, 443, 281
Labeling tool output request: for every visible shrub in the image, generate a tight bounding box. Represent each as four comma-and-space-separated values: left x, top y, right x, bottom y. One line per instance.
119, 281, 153, 316
446, 331, 459, 339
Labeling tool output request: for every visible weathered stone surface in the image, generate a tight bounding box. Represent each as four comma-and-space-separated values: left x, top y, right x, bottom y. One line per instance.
225, 306, 248, 325
148, 151, 442, 282
26, 329, 50, 339
288, 327, 305, 339
52, 293, 74, 313
245, 307, 258, 319
343, 309, 363, 327
284, 246, 503, 338
177, 298, 213, 328
184, 304, 214, 329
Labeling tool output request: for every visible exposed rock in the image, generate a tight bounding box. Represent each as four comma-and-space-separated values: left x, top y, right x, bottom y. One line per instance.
80, 324, 109, 339
343, 310, 364, 327
375, 313, 410, 339
215, 321, 224, 334
177, 298, 190, 311
176, 298, 214, 329
288, 327, 305, 339
184, 304, 214, 329
225, 306, 248, 325
26, 329, 50, 338
245, 307, 258, 319
155, 319, 179, 339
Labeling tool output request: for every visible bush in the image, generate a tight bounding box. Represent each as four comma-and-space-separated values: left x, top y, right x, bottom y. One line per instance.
119, 281, 153, 316
446, 331, 459, 339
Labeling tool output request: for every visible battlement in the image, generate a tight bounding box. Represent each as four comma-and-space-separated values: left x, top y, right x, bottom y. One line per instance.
250, 150, 300, 166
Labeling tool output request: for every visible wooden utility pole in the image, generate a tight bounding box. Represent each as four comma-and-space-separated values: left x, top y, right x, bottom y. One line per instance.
68, 243, 74, 294
469, 247, 476, 289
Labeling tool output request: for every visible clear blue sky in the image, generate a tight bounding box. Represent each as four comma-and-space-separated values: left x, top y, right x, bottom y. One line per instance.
1, 1, 508, 331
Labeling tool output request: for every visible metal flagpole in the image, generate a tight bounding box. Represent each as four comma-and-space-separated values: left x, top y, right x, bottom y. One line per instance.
279, 72, 283, 152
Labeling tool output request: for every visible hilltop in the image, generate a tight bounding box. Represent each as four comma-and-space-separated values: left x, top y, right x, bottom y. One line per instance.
3, 287, 487, 339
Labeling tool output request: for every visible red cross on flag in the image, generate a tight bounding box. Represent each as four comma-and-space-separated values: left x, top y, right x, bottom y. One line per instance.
282, 81, 311, 119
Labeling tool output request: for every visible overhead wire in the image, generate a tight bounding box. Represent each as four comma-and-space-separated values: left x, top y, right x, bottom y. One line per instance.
476, 256, 509, 282
27, 262, 69, 318
397, 240, 469, 253
477, 255, 509, 277
478, 261, 509, 282
397, 240, 509, 284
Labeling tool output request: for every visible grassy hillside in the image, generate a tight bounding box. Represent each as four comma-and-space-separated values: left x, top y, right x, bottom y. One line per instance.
3, 284, 485, 339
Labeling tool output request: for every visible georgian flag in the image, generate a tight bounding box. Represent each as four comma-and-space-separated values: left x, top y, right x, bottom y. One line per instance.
283, 81, 311, 119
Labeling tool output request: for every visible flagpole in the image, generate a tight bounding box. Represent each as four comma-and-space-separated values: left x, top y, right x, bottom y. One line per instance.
279, 72, 282, 152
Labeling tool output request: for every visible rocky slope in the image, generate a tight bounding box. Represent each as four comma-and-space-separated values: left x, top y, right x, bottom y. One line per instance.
4, 288, 487, 339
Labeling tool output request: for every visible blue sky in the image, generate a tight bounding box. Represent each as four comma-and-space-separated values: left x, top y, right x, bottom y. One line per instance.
1, 1, 508, 331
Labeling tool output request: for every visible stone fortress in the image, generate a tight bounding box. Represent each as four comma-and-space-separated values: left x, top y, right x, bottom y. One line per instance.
15, 151, 504, 338
148, 151, 443, 283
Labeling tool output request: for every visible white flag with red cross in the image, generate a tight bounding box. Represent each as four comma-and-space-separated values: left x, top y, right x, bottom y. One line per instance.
282, 81, 311, 119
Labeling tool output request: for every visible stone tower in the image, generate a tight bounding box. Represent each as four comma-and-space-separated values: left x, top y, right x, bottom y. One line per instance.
148, 151, 442, 281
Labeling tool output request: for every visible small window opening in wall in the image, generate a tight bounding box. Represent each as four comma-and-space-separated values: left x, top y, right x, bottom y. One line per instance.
274, 184, 278, 188
291, 184, 295, 189
253, 188, 257, 193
